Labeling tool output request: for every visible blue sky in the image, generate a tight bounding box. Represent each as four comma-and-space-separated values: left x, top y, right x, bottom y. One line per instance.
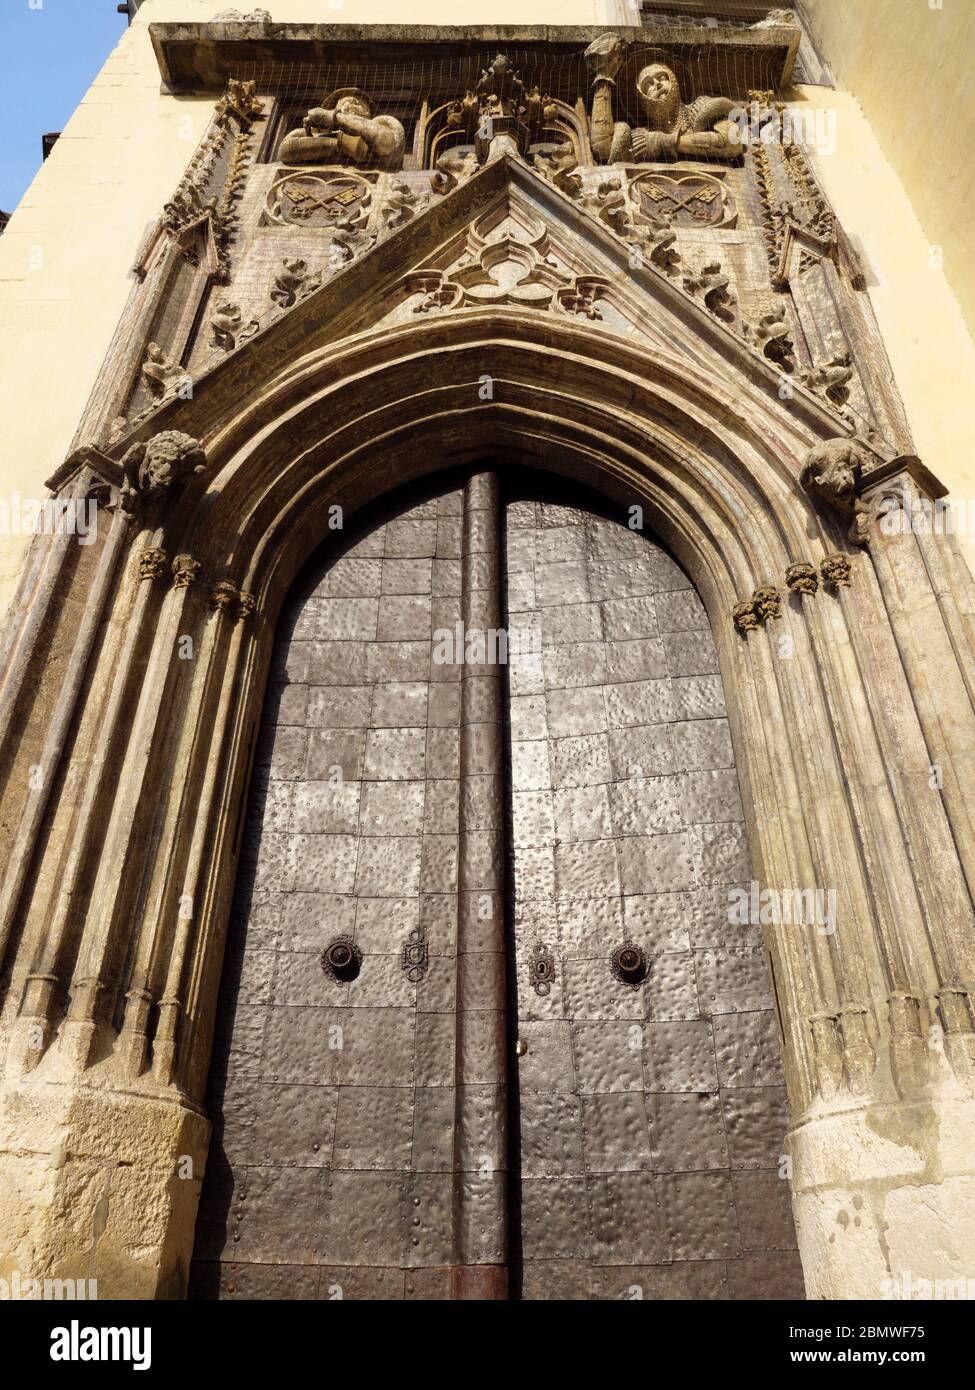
0, 0, 127, 212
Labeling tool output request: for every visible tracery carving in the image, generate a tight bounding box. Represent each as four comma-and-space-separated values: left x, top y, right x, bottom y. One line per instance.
398, 220, 609, 320
556, 279, 608, 321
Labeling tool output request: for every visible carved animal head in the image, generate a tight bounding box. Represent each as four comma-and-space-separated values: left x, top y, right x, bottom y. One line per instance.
138, 432, 207, 498
800, 438, 866, 514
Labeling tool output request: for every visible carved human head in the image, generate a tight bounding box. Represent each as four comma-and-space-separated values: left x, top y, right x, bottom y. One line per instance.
636, 63, 681, 128
323, 88, 373, 120
336, 94, 370, 118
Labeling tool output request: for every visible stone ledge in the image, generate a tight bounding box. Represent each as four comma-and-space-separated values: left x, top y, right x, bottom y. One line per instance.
149, 22, 800, 95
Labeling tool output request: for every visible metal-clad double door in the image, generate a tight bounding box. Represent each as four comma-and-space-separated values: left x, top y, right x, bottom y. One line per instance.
190, 467, 801, 1301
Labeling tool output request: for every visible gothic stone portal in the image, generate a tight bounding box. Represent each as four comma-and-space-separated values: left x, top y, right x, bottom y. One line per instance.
190, 468, 802, 1300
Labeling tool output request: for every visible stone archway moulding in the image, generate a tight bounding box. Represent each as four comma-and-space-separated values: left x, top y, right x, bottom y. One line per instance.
2, 257, 975, 1298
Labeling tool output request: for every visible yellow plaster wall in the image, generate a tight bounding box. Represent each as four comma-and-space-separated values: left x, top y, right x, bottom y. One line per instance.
0, 0, 973, 620
802, 0, 975, 342
794, 83, 975, 567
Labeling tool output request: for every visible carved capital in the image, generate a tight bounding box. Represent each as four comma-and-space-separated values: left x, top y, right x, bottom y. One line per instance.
137, 548, 168, 582
172, 554, 203, 590
784, 561, 818, 595
937, 986, 975, 1036
752, 585, 782, 622
732, 600, 760, 635
236, 591, 257, 621
210, 580, 239, 613
820, 553, 852, 590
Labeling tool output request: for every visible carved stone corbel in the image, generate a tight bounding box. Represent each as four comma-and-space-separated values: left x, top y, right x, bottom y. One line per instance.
140, 342, 192, 401
742, 310, 795, 372
800, 437, 871, 545
801, 350, 854, 408
119, 432, 207, 515
214, 77, 265, 129
269, 257, 317, 310
381, 180, 427, 230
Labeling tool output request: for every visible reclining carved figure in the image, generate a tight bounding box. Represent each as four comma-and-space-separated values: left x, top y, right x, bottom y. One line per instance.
585, 34, 742, 164
279, 88, 405, 170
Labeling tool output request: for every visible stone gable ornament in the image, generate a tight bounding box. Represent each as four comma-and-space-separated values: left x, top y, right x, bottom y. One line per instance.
215, 78, 265, 127
752, 8, 799, 26
213, 8, 272, 20
269, 257, 315, 310
742, 310, 796, 372
682, 261, 737, 322
585, 35, 743, 164
140, 341, 191, 400
209, 300, 259, 353
802, 350, 855, 408
278, 89, 405, 170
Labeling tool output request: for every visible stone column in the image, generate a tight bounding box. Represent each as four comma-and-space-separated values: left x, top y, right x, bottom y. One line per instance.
451, 470, 508, 1297
784, 457, 975, 1299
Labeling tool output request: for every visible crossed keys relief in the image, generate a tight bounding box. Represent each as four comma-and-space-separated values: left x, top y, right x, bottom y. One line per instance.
632, 172, 734, 228
265, 171, 373, 228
